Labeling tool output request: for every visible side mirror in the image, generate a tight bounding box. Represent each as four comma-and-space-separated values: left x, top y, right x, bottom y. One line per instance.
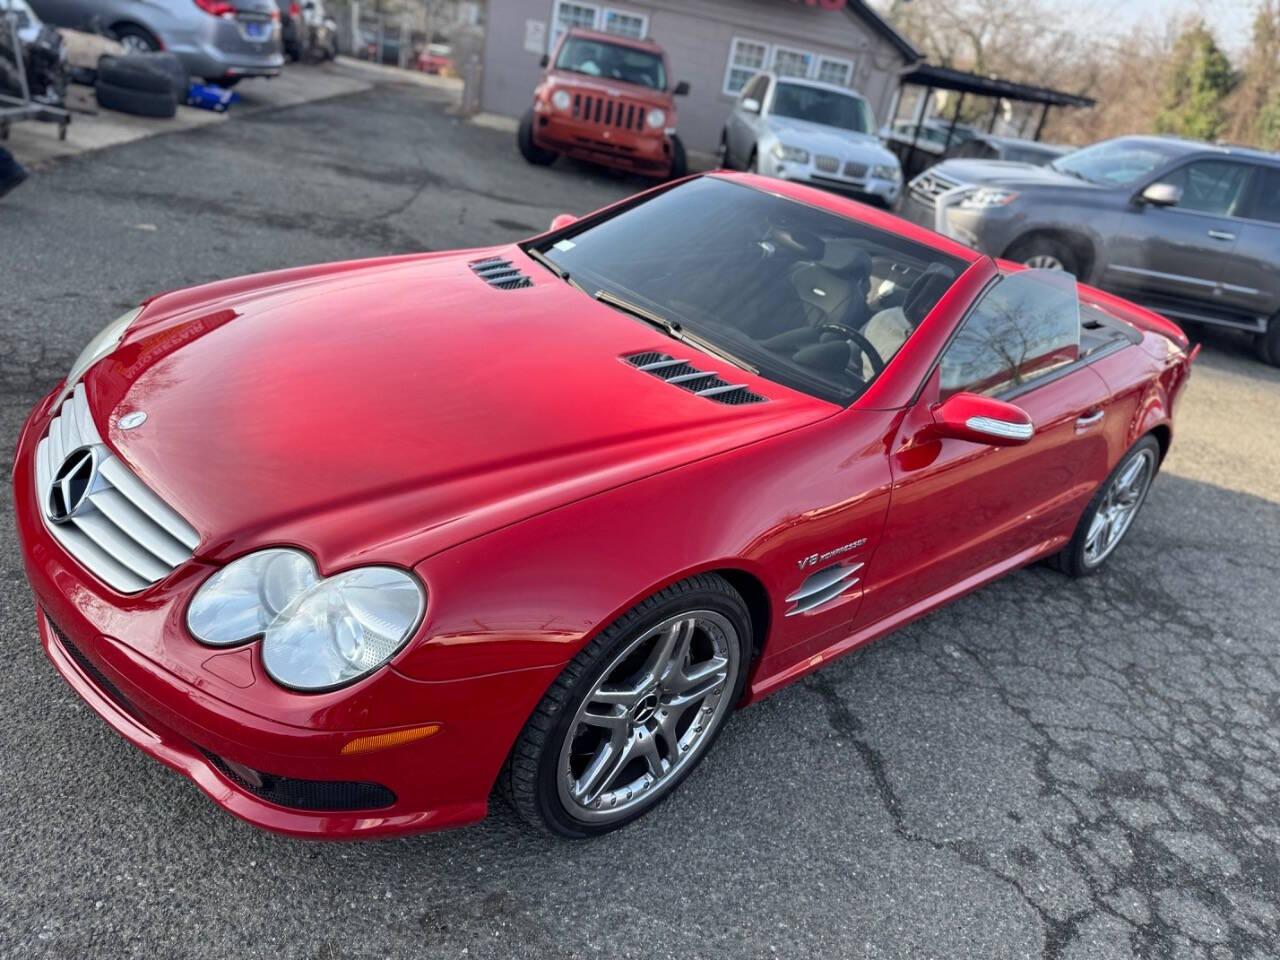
673, 80, 690, 96
1139, 182, 1181, 207
929, 392, 1033, 446
741, 97, 761, 115
539, 53, 549, 68
549, 212, 577, 231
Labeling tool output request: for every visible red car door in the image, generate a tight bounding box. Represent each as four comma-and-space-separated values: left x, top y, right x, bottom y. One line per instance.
858, 271, 1113, 626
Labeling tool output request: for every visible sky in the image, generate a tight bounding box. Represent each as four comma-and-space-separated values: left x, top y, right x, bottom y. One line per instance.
1096, 0, 1258, 50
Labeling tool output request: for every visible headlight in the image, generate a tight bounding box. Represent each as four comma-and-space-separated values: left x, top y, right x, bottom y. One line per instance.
187, 548, 425, 692
645, 108, 665, 129
871, 163, 902, 182
550, 88, 571, 111
960, 188, 1018, 209
61, 306, 141, 399
771, 143, 809, 164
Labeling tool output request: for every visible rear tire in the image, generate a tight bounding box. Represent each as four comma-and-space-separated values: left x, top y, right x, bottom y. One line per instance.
1050, 435, 1161, 578
502, 574, 751, 838
517, 109, 557, 166
1254, 318, 1280, 367
110, 23, 159, 53
1008, 235, 1081, 278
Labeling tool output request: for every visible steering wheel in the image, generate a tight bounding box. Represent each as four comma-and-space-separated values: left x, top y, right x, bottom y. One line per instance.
817, 323, 887, 378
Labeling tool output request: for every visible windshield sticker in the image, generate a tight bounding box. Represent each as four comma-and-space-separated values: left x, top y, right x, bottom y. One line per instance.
553, 239, 576, 252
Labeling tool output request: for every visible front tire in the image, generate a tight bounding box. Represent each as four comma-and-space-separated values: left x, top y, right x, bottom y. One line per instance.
667, 134, 687, 180
517, 109, 557, 166
503, 574, 751, 838
1051, 435, 1160, 577
1008, 234, 1081, 278
1254, 317, 1280, 367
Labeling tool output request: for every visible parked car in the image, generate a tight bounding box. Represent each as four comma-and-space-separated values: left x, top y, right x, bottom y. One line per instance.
720, 72, 902, 207
416, 42, 452, 75
356, 27, 402, 66
28, 0, 283, 85
944, 133, 1071, 166
13, 172, 1193, 840
275, 0, 335, 61
5, 0, 43, 44
518, 27, 689, 180
901, 135, 1280, 365
879, 118, 981, 179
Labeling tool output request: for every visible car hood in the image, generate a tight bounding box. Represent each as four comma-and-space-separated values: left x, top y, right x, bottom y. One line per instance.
83, 248, 833, 571
933, 158, 1103, 190
767, 116, 893, 161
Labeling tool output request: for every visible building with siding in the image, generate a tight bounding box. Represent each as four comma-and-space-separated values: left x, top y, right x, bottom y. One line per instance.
479, 0, 921, 156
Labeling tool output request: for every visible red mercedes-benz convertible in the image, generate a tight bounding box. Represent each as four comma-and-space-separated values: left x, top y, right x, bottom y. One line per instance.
13, 173, 1194, 838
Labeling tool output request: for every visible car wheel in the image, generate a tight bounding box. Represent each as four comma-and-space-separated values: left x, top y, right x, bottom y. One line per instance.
503, 573, 751, 838
717, 130, 729, 169
667, 134, 688, 180
111, 24, 160, 53
1009, 235, 1080, 277
517, 109, 557, 166
1051, 435, 1161, 577
1255, 317, 1280, 366
747, 149, 759, 173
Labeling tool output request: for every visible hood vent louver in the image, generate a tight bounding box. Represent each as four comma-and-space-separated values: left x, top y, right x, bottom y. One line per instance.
624, 352, 766, 406
470, 256, 533, 290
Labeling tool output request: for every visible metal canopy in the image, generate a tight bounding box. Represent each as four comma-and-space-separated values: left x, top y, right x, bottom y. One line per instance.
898, 63, 1095, 110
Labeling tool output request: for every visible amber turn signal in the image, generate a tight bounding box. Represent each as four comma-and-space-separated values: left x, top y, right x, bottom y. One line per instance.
340, 724, 442, 755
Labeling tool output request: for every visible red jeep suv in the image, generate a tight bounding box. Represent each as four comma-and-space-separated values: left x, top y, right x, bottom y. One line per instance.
519, 28, 688, 180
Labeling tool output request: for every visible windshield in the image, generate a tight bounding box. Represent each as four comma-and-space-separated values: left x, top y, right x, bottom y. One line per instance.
536, 178, 966, 406
1004, 144, 1061, 165
771, 83, 873, 133
1051, 138, 1184, 186
554, 37, 666, 90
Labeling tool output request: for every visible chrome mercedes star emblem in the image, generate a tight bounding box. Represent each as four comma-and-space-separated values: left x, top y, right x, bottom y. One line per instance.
118, 410, 147, 430
48, 446, 99, 523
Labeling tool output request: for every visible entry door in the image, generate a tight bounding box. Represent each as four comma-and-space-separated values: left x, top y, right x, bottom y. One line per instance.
858, 272, 1112, 624
1220, 164, 1280, 323
1105, 159, 1254, 312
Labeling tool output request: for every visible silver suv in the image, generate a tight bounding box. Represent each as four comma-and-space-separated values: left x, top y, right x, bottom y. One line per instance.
719, 72, 903, 208
901, 136, 1280, 365
30, 0, 283, 84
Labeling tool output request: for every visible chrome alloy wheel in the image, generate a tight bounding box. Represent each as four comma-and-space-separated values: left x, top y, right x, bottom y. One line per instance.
1084, 447, 1156, 566
557, 611, 741, 824
1024, 253, 1065, 270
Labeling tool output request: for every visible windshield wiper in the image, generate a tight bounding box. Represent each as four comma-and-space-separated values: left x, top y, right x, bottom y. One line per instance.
593, 290, 758, 374
526, 246, 587, 293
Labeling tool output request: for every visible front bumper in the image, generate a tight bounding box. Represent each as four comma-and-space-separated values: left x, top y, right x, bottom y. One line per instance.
13, 386, 561, 838
758, 152, 900, 207
532, 110, 673, 177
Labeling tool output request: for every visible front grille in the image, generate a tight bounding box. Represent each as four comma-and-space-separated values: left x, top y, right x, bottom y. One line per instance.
571, 92, 646, 131
197, 748, 396, 812
843, 161, 868, 179
624, 352, 766, 405
45, 612, 145, 721
35, 385, 199, 594
908, 170, 961, 208
469, 256, 533, 290
814, 154, 839, 174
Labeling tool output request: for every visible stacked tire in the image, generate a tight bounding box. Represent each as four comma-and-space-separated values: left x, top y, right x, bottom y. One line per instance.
95, 53, 189, 119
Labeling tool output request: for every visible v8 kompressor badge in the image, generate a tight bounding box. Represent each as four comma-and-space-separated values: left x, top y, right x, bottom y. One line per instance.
798, 538, 867, 570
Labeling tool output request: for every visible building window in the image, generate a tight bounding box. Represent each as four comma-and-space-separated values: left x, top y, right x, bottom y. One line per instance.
722, 39, 855, 96
602, 9, 646, 38
724, 37, 769, 95
772, 45, 813, 79
549, 2, 649, 52
817, 56, 853, 87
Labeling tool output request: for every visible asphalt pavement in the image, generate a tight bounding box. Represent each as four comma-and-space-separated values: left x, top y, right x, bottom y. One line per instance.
1, 64, 1278, 960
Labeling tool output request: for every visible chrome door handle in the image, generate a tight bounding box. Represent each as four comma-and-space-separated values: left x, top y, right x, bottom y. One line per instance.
1075, 410, 1104, 430
1207, 230, 1236, 241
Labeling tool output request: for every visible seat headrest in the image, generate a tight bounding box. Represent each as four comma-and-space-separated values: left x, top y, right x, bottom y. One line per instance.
903, 264, 956, 325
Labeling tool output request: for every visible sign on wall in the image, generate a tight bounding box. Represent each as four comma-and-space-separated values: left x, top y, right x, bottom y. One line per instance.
524, 19, 547, 54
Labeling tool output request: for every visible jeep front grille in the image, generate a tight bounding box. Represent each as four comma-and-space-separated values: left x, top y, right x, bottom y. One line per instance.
572, 92, 647, 131
34, 384, 199, 594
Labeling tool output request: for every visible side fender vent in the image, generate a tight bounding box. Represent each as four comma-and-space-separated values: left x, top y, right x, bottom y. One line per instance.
470, 257, 533, 290
623, 352, 766, 405
785, 562, 864, 617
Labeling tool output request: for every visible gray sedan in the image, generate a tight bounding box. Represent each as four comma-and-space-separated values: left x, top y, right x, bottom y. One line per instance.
29, 0, 283, 84
719, 72, 903, 208
901, 136, 1280, 365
